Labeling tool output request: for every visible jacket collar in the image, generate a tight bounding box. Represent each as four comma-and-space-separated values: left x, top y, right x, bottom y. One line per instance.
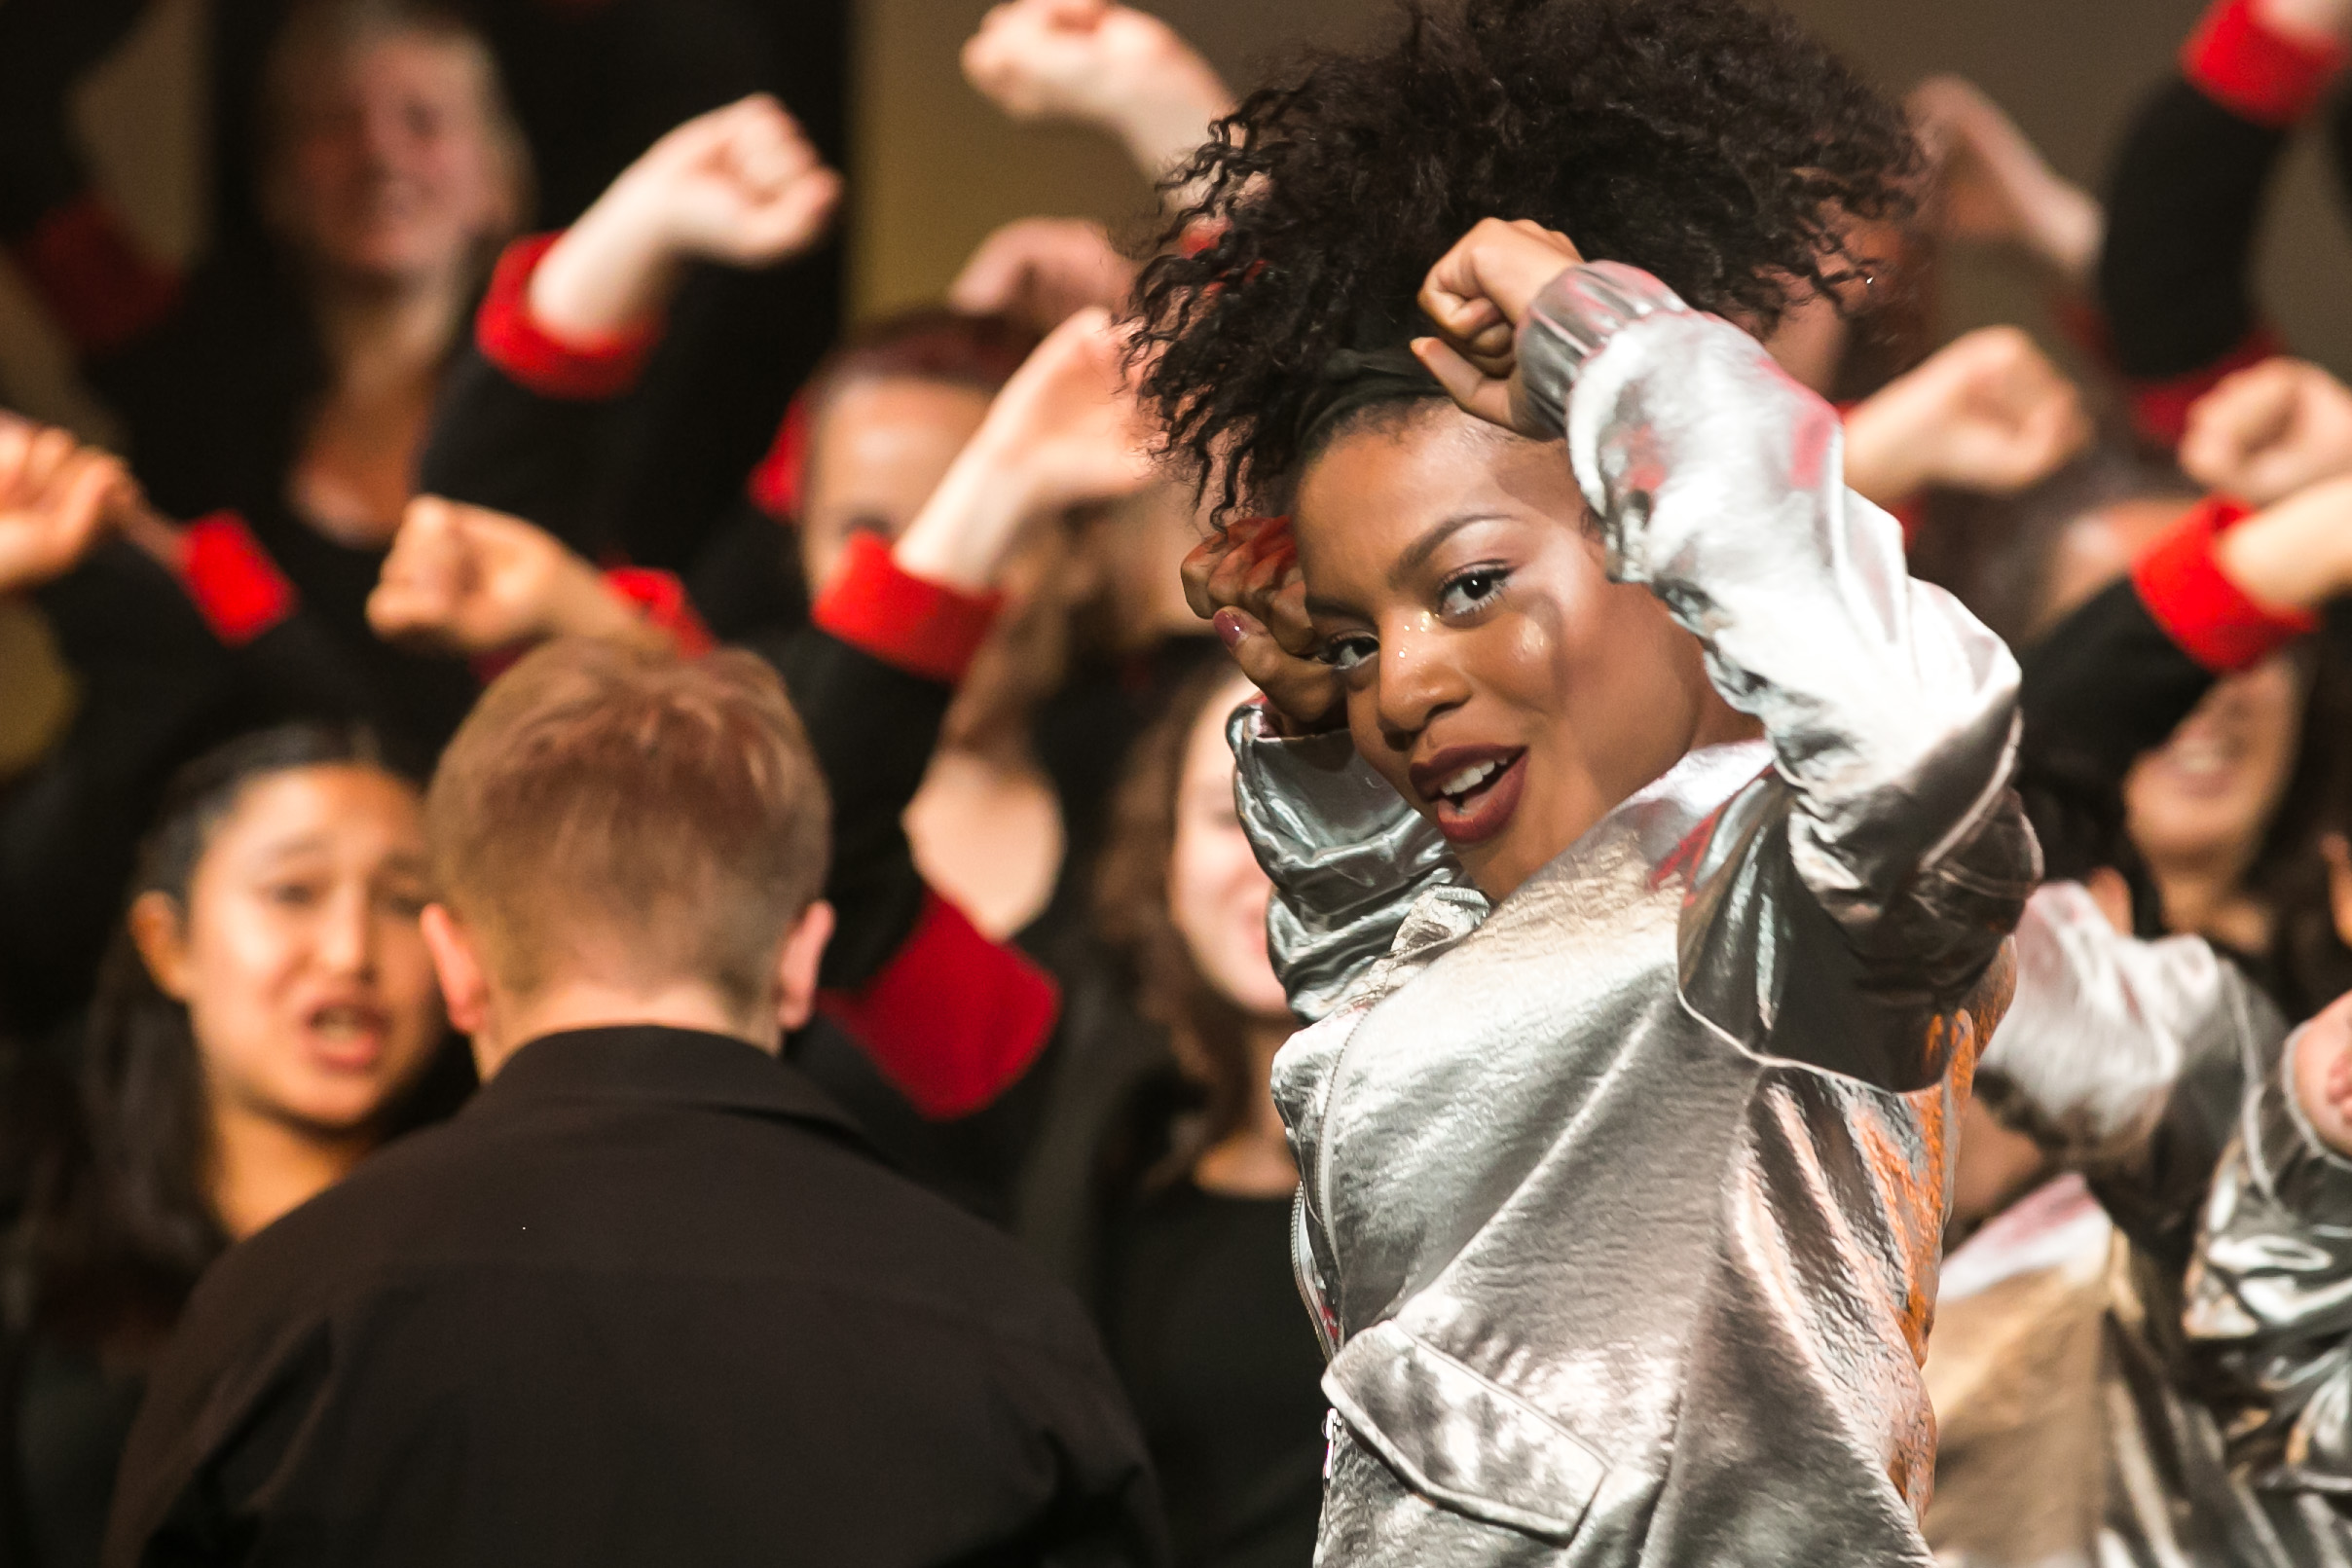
465, 1024, 869, 1150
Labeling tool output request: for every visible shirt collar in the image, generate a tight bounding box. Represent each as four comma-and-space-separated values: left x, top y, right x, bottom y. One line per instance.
464, 1024, 869, 1149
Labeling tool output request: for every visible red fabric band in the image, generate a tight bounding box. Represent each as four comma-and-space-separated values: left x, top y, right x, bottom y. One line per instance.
817, 890, 1060, 1119
810, 533, 1003, 685
2127, 326, 2287, 450
180, 512, 297, 646
2132, 493, 2316, 672
8, 194, 181, 355
601, 565, 716, 657
2183, 0, 2350, 126
475, 234, 662, 400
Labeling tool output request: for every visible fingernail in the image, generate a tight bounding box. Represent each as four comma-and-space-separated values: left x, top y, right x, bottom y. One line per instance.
1212, 607, 1250, 650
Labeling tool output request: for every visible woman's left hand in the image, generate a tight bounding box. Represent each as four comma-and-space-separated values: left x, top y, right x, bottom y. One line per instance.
1413, 218, 1585, 437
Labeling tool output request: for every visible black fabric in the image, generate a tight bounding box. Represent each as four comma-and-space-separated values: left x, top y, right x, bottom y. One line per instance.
100, 1025, 1167, 1568
1101, 1185, 1325, 1568
2097, 77, 2290, 382
2017, 573, 2217, 866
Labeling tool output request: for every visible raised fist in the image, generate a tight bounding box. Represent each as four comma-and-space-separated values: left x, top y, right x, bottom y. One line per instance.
949, 217, 1139, 335
962, 0, 1232, 180
1413, 218, 1588, 438
1842, 326, 2090, 506
0, 417, 138, 596
891, 308, 1158, 593
1907, 76, 2102, 284
368, 497, 649, 655
529, 95, 841, 343
2181, 357, 2352, 508
609, 94, 841, 268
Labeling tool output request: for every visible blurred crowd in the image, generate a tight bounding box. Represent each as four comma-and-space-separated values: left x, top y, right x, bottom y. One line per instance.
3, 0, 2352, 1563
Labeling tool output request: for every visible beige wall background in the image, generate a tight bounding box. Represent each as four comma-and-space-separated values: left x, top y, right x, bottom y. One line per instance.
856, 0, 2352, 377
6, 0, 2351, 428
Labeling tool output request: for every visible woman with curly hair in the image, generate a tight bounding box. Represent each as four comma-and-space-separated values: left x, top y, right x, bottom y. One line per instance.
1135, 0, 2038, 1560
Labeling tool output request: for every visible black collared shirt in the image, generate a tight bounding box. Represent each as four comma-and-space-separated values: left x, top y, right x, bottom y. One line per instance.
100, 1026, 1167, 1567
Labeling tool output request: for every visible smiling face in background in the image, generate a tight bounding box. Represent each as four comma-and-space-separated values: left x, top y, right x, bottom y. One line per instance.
269, 27, 517, 284
1291, 401, 1744, 900
136, 764, 446, 1137
2126, 653, 2305, 890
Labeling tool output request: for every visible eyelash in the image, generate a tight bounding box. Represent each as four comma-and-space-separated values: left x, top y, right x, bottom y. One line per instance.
1438, 565, 1510, 619
1315, 564, 1511, 672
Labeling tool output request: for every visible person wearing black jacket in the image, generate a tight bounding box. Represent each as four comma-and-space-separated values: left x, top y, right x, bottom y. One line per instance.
97, 638, 1166, 1568
2019, 471, 2352, 1020
2097, 0, 2352, 448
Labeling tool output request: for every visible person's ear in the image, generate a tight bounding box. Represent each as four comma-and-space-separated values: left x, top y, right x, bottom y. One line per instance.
128, 890, 195, 1003
2322, 834, 2352, 950
772, 899, 836, 1034
420, 903, 493, 1038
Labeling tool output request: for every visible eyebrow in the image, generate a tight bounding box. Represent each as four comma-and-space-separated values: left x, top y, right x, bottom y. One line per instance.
1394, 512, 1507, 583
1302, 511, 1510, 622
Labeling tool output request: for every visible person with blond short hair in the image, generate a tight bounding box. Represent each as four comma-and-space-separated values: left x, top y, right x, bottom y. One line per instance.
98, 640, 1167, 1568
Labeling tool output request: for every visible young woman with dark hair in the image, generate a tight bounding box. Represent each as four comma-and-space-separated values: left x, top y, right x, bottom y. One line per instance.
1130, 0, 2037, 1559
1, 723, 459, 1567
1084, 663, 1323, 1568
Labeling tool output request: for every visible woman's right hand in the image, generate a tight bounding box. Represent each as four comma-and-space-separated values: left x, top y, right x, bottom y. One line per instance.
529, 94, 843, 344
0, 417, 136, 596
1181, 515, 1344, 733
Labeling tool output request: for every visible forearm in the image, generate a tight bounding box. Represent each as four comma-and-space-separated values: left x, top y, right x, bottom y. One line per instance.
1525, 263, 2028, 943
1977, 882, 2278, 1181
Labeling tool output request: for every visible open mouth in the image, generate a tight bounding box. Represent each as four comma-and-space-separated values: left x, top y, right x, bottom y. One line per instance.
305, 1001, 389, 1070
1413, 748, 1527, 847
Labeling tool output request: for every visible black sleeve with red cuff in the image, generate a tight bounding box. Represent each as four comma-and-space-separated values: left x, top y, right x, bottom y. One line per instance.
757, 536, 1060, 1175
417, 235, 662, 558
2096, 0, 2345, 446
2019, 495, 2314, 877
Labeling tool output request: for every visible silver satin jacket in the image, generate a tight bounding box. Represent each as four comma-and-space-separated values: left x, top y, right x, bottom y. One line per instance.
1974, 882, 2352, 1564
1234, 262, 2038, 1566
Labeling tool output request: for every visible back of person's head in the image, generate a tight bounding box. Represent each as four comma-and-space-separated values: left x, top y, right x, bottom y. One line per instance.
1135, 0, 1921, 518
425, 641, 831, 1041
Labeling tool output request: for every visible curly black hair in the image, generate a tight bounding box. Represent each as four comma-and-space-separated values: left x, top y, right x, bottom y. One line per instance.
1134, 0, 1923, 521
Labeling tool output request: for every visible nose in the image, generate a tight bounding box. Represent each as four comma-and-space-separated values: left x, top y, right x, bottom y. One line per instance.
1375, 614, 1468, 747
315, 885, 379, 979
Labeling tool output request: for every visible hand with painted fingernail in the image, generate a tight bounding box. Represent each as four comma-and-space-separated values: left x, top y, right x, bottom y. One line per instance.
1182, 515, 1342, 732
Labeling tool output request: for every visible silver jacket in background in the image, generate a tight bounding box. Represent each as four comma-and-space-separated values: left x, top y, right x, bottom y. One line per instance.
1970, 882, 2352, 1565
1236, 261, 2038, 1566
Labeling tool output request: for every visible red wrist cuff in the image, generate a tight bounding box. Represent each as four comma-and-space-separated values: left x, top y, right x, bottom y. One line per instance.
601, 565, 716, 656
180, 512, 297, 646
816, 890, 1060, 1120
2133, 493, 2316, 671
810, 533, 1003, 685
8, 194, 181, 355
2184, 0, 2350, 126
2127, 326, 2287, 449
475, 234, 662, 400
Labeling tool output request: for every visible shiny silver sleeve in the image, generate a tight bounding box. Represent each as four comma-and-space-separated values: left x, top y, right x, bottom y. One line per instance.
1522, 262, 2039, 1087
1228, 702, 1470, 1023
2183, 1024, 2352, 1490
1976, 882, 2281, 1259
